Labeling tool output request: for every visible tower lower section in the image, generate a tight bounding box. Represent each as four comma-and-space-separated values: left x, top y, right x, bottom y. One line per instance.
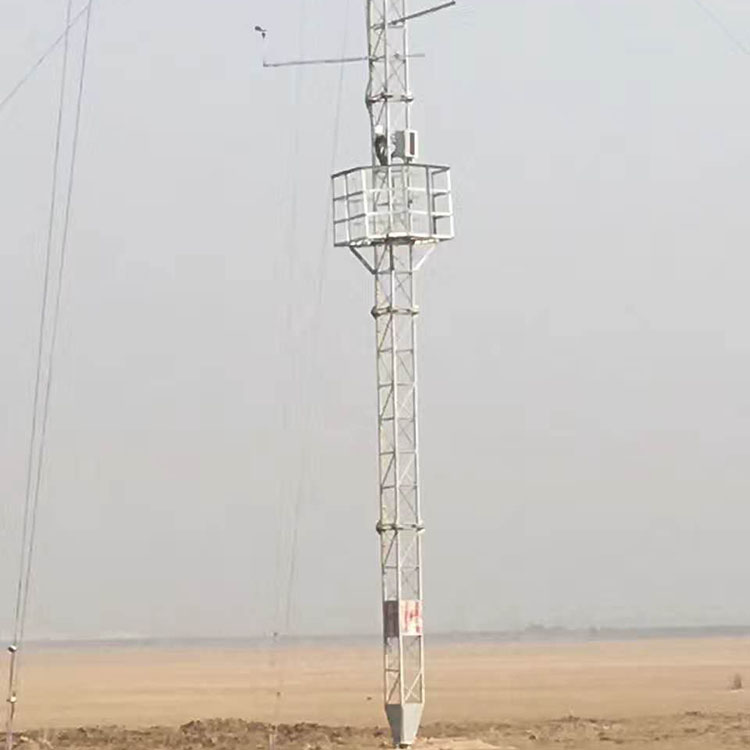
373, 242, 425, 746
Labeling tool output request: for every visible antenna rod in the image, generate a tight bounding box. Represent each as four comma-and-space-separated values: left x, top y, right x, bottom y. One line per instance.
264, 55, 369, 68
390, 0, 456, 25
263, 53, 425, 69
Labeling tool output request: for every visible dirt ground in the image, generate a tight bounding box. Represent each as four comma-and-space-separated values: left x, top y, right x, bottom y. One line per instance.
4, 638, 750, 748
8, 713, 750, 750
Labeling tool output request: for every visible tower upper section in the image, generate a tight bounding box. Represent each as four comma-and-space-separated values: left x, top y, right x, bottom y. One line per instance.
333, 1, 455, 249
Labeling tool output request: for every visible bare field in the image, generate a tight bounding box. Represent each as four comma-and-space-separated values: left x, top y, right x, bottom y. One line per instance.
5, 638, 750, 748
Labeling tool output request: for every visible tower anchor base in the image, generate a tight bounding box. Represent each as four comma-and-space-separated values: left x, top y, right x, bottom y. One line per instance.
386, 703, 424, 747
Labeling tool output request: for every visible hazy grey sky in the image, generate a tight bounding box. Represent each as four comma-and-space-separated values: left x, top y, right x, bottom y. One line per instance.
2, 0, 750, 640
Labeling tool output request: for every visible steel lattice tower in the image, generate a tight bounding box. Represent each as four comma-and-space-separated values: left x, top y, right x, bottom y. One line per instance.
332, 2, 455, 745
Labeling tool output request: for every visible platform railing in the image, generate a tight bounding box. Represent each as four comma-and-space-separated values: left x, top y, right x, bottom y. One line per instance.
333, 164, 454, 247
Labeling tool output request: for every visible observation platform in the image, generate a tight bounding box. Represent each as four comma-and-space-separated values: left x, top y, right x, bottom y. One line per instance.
332, 163, 454, 247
